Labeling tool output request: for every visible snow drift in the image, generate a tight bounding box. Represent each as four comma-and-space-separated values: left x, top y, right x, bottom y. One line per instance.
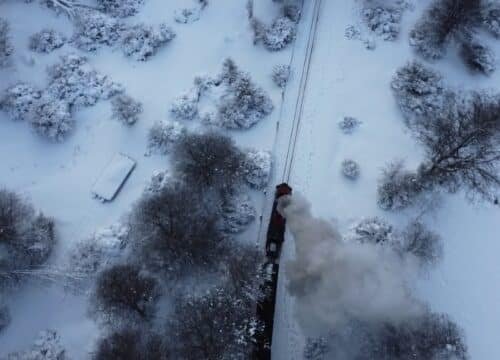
277, 194, 423, 335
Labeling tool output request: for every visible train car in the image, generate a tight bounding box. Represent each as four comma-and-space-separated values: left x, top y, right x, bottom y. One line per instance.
265, 183, 292, 260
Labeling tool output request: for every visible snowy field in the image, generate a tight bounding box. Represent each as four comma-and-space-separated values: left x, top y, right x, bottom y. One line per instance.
1, 0, 500, 359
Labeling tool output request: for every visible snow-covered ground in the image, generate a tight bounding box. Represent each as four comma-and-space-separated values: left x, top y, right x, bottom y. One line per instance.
1, 0, 500, 358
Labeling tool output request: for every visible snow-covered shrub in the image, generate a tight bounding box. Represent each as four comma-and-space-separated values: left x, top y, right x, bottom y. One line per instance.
0, 305, 10, 333
174, 131, 245, 191
347, 217, 395, 245
459, 38, 496, 75
220, 193, 256, 234
5, 330, 67, 360
170, 89, 199, 120
30, 95, 73, 141
338, 116, 361, 134
482, 0, 500, 38
29, 29, 66, 53
264, 16, 296, 51
69, 224, 127, 276
216, 59, 273, 129
111, 94, 142, 125
409, 0, 481, 60
377, 161, 423, 210
46, 54, 123, 108
0, 83, 41, 121
402, 221, 442, 266
0, 189, 56, 273
72, 9, 124, 51
144, 170, 172, 194
363, 6, 402, 41
98, 0, 144, 18
243, 149, 272, 189
0, 18, 13, 68
129, 182, 226, 274
272, 64, 291, 88
94, 328, 164, 360
147, 120, 186, 155
341, 159, 360, 180
283, 1, 302, 23
93, 264, 158, 322
391, 62, 447, 122
168, 286, 258, 360
120, 23, 175, 61
174, 7, 201, 24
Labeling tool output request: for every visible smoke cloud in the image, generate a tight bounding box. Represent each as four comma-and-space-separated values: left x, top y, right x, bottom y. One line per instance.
277, 194, 423, 335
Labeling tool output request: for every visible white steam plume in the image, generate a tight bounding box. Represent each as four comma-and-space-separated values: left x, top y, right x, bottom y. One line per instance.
277, 193, 423, 335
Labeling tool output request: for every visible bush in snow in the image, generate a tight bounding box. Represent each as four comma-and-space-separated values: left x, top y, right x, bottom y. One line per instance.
0, 305, 11, 333
29, 29, 66, 53
97, 0, 144, 18
272, 64, 291, 89
214, 58, 274, 129
341, 159, 360, 180
220, 193, 256, 234
264, 16, 296, 51
242, 149, 272, 189
391, 61, 447, 123
120, 23, 175, 61
362, 6, 403, 41
0, 18, 13, 68
168, 286, 258, 360
46, 54, 123, 108
128, 181, 226, 274
0, 83, 41, 121
93, 264, 158, 322
0, 189, 55, 274
30, 95, 73, 142
170, 89, 199, 120
377, 161, 423, 210
459, 37, 496, 75
93, 328, 166, 360
174, 131, 246, 192
409, 0, 482, 60
111, 94, 142, 125
481, 0, 500, 38
72, 9, 124, 52
147, 120, 186, 155
174, 7, 201, 24
338, 116, 361, 134
347, 217, 395, 245
402, 221, 442, 266
6, 330, 67, 360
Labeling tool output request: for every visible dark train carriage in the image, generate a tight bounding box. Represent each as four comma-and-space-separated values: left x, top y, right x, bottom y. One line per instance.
265, 183, 292, 260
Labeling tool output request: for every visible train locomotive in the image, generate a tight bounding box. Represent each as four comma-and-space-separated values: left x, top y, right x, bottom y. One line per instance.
265, 183, 292, 260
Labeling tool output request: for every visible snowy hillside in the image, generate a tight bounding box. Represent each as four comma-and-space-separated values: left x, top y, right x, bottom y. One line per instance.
1, 0, 499, 359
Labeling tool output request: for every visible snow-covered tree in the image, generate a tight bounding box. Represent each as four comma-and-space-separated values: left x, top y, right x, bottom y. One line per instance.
128, 181, 226, 274
71, 9, 124, 51
242, 149, 272, 189
120, 23, 175, 61
97, 0, 144, 18
304, 336, 330, 360
111, 94, 142, 125
174, 131, 245, 192
459, 37, 496, 75
170, 89, 199, 120
0, 189, 55, 274
482, 0, 500, 38
0, 18, 13, 68
147, 120, 186, 155
214, 59, 273, 129
272, 64, 291, 89
46, 54, 123, 108
263, 16, 296, 51
0, 83, 41, 121
391, 61, 447, 123
29, 29, 66, 53
168, 286, 258, 360
346, 217, 395, 245
5, 330, 67, 360
377, 160, 423, 210
30, 95, 73, 141
93, 264, 158, 322
220, 192, 256, 234
402, 221, 443, 266
341, 159, 360, 180
363, 6, 403, 41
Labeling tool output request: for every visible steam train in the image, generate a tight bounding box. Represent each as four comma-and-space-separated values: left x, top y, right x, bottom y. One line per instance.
265, 183, 292, 261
